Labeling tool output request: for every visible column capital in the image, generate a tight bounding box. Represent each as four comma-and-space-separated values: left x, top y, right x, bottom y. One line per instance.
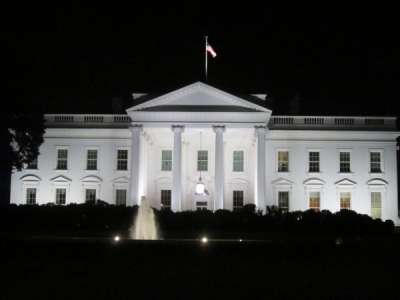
130, 124, 143, 131
212, 125, 226, 133
255, 125, 266, 135
171, 125, 184, 133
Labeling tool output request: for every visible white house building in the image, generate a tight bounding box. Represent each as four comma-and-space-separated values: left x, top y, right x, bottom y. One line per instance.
10, 82, 400, 223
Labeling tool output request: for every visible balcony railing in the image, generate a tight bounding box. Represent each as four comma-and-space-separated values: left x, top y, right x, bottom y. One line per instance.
45, 114, 396, 130
45, 114, 132, 128
269, 116, 396, 130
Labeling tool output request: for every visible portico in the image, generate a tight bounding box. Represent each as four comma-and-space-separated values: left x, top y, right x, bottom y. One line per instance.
126, 82, 271, 211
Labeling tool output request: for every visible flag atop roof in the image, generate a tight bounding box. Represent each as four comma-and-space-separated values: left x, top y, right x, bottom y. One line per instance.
205, 36, 217, 81
206, 43, 217, 58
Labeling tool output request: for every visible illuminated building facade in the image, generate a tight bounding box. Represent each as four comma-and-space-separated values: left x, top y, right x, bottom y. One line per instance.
10, 82, 400, 223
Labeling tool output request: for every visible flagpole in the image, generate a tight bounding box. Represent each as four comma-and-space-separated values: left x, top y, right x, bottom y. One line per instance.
205, 35, 208, 81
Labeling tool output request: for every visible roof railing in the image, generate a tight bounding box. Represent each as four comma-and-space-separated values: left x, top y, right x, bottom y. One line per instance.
44, 114, 396, 130
269, 116, 396, 130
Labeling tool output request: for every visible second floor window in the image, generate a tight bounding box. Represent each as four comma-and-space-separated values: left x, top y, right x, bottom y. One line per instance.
233, 150, 244, 172
278, 151, 289, 172
308, 151, 320, 173
339, 152, 351, 173
197, 150, 208, 171
86, 150, 98, 170
57, 149, 68, 170
161, 150, 172, 171
370, 152, 382, 173
117, 150, 128, 170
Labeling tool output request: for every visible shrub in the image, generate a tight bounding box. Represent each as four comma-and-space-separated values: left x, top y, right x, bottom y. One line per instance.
0, 204, 395, 238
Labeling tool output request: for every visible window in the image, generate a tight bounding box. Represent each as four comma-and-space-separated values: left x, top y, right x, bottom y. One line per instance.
233, 151, 244, 172
57, 149, 68, 170
370, 152, 382, 173
27, 158, 38, 169
309, 192, 320, 211
86, 150, 98, 170
371, 192, 382, 219
161, 189, 171, 209
85, 189, 96, 202
278, 191, 289, 213
55, 188, 66, 205
196, 201, 208, 211
26, 188, 37, 205
233, 190, 244, 211
278, 151, 289, 172
116, 189, 127, 206
308, 151, 320, 173
340, 192, 351, 210
117, 150, 128, 170
339, 152, 351, 173
197, 150, 208, 171
161, 150, 172, 171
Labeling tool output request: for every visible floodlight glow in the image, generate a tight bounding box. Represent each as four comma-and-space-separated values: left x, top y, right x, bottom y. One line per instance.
201, 236, 208, 243
239, 238, 243, 242
195, 181, 206, 195
335, 237, 343, 246
114, 235, 120, 242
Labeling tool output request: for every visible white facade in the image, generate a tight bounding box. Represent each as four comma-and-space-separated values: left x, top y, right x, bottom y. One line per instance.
10, 82, 400, 224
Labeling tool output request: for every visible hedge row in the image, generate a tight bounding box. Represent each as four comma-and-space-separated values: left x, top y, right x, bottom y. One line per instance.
0, 203, 394, 238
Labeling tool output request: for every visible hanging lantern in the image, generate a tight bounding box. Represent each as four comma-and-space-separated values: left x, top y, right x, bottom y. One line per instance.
195, 177, 206, 195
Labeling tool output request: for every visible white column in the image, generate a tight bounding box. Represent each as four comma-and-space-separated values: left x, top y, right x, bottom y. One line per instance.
129, 124, 142, 206
213, 125, 225, 210
172, 125, 184, 212
255, 126, 266, 210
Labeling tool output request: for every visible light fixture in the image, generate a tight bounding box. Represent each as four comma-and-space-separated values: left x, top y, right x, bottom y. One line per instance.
195, 177, 206, 195
195, 131, 208, 196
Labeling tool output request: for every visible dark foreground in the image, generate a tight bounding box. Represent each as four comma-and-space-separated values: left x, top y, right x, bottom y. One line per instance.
2, 236, 400, 299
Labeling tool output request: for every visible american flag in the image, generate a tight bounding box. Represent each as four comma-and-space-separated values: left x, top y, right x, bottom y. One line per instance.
206, 43, 217, 58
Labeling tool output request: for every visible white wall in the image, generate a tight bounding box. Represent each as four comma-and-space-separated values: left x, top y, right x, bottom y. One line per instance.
265, 130, 399, 223
10, 128, 132, 205
10, 127, 400, 224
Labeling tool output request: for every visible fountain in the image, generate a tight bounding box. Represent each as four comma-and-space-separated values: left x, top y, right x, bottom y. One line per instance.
130, 196, 159, 240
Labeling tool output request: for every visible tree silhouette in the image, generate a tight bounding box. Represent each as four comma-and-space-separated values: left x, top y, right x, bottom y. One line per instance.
0, 96, 45, 205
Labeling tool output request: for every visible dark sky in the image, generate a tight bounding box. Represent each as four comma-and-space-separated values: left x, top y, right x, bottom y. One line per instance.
3, 3, 400, 115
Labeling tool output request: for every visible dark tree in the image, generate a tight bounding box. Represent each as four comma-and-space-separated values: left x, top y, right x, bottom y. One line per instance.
0, 95, 45, 205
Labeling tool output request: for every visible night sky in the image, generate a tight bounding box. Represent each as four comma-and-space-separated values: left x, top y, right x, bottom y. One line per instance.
3, 4, 400, 115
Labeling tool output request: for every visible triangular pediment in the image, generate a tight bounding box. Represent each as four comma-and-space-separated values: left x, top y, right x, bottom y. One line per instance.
272, 178, 294, 186
335, 178, 357, 186
127, 82, 270, 113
